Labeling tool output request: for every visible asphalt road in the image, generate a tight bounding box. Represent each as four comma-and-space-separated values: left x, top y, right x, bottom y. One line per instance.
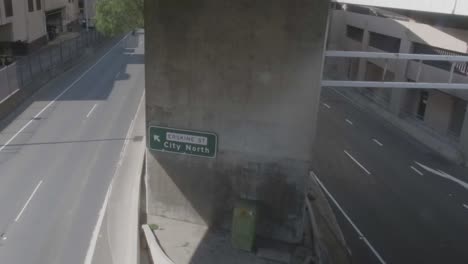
0, 32, 144, 264
313, 87, 468, 264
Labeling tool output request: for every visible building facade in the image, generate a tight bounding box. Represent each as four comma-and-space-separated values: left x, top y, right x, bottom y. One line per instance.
0, 0, 80, 56
0, 0, 48, 54
328, 5, 468, 164
44, 0, 80, 34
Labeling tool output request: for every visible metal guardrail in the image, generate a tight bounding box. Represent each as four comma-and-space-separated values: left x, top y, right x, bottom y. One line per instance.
323, 51, 468, 89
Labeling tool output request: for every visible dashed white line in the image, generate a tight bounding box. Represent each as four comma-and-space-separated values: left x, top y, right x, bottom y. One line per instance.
463, 204, 468, 210
372, 139, 383, 147
86, 104, 98, 118
15, 180, 43, 222
344, 150, 371, 175
410, 166, 424, 176
0, 34, 129, 153
346, 119, 353, 125
314, 175, 387, 264
322, 103, 331, 109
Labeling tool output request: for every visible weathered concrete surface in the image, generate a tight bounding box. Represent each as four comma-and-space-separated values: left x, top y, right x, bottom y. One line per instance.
145, 0, 329, 243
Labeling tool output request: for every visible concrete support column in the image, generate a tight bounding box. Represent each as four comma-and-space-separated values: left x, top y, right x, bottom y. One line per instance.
145, 0, 330, 243
356, 29, 370, 81
390, 39, 412, 115
459, 105, 468, 165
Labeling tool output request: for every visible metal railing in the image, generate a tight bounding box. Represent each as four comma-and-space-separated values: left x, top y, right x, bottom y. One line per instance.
0, 30, 105, 102
323, 51, 468, 89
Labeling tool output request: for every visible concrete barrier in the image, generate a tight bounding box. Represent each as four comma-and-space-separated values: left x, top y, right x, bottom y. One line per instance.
142, 224, 175, 264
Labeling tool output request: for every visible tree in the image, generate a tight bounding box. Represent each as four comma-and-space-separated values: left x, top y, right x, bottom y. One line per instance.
95, 0, 143, 36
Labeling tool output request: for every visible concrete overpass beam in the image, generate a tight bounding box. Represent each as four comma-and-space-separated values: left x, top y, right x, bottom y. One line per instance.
145, 0, 329, 242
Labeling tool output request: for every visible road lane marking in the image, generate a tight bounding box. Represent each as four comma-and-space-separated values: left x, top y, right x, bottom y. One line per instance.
345, 119, 353, 125
314, 175, 387, 264
410, 166, 424, 176
0, 33, 130, 153
86, 104, 98, 118
463, 204, 468, 210
372, 138, 383, 147
15, 180, 43, 222
344, 150, 371, 175
415, 161, 468, 190
83, 91, 145, 264
322, 103, 331, 109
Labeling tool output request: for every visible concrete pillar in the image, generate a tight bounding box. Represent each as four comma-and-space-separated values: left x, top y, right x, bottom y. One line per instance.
459, 105, 468, 165
145, 0, 329, 243
356, 29, 370, 81
390, 39, 412, 115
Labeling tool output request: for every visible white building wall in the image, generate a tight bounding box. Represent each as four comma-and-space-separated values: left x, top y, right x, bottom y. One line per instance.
425, 91, 455, 134
44, 0, 79, 29
334, 0, 468, 16
4, 0, 47, 43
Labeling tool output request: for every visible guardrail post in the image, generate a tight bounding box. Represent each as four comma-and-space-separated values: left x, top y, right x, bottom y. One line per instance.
49, 49, 53, 70
27, 55, 33, 83
5, 65, 11, 94
60, 41, 63, 64
38, 53, 43, 73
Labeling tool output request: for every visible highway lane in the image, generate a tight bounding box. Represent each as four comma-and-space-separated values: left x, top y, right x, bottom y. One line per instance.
0, 32, 144, 264
313, 87, 468, 264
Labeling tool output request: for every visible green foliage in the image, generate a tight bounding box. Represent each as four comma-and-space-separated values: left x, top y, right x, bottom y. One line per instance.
95, 0, 143, 36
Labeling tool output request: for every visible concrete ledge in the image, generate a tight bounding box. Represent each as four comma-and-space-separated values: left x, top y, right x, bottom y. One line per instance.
142, 224, 175, 264
0, 88, 32, 121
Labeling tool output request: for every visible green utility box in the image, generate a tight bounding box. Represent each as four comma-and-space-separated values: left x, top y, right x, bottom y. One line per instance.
231, 200, 257, 251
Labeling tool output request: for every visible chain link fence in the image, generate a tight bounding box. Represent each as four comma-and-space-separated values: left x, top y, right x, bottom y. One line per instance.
0, 30, 105, 102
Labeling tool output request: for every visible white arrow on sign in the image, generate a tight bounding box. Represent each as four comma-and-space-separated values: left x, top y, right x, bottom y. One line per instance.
415, 161, 468, 191
153, 135, 161, 143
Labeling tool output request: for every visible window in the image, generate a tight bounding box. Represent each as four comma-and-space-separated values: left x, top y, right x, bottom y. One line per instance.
417, 90, 429, 120
36, 0, 42, 10
28, 0, 34, 12
4, 0, 13, 17
369, 32, 401, 53
346, 25, 364, 42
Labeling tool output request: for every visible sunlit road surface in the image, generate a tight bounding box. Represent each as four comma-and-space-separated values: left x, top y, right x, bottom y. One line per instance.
314, 87, 468, 264
0, 33, 144, 264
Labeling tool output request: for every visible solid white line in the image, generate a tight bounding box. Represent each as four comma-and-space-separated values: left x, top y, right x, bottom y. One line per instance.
86, 104, 98, 118
15, 180, 43, 222
83, 91, 145, 264
415, 161, 468, 190
344, 150, 371, 175
314, 175, 387, 264
463, 204, 468, 210
410, 166, 424, 176
0, 34, 129, 153
323, 103, 331, 109
372, 139, 383, 147
346, 119, 353, 125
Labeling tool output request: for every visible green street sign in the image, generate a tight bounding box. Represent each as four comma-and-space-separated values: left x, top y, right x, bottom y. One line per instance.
148, 126, 217, 158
